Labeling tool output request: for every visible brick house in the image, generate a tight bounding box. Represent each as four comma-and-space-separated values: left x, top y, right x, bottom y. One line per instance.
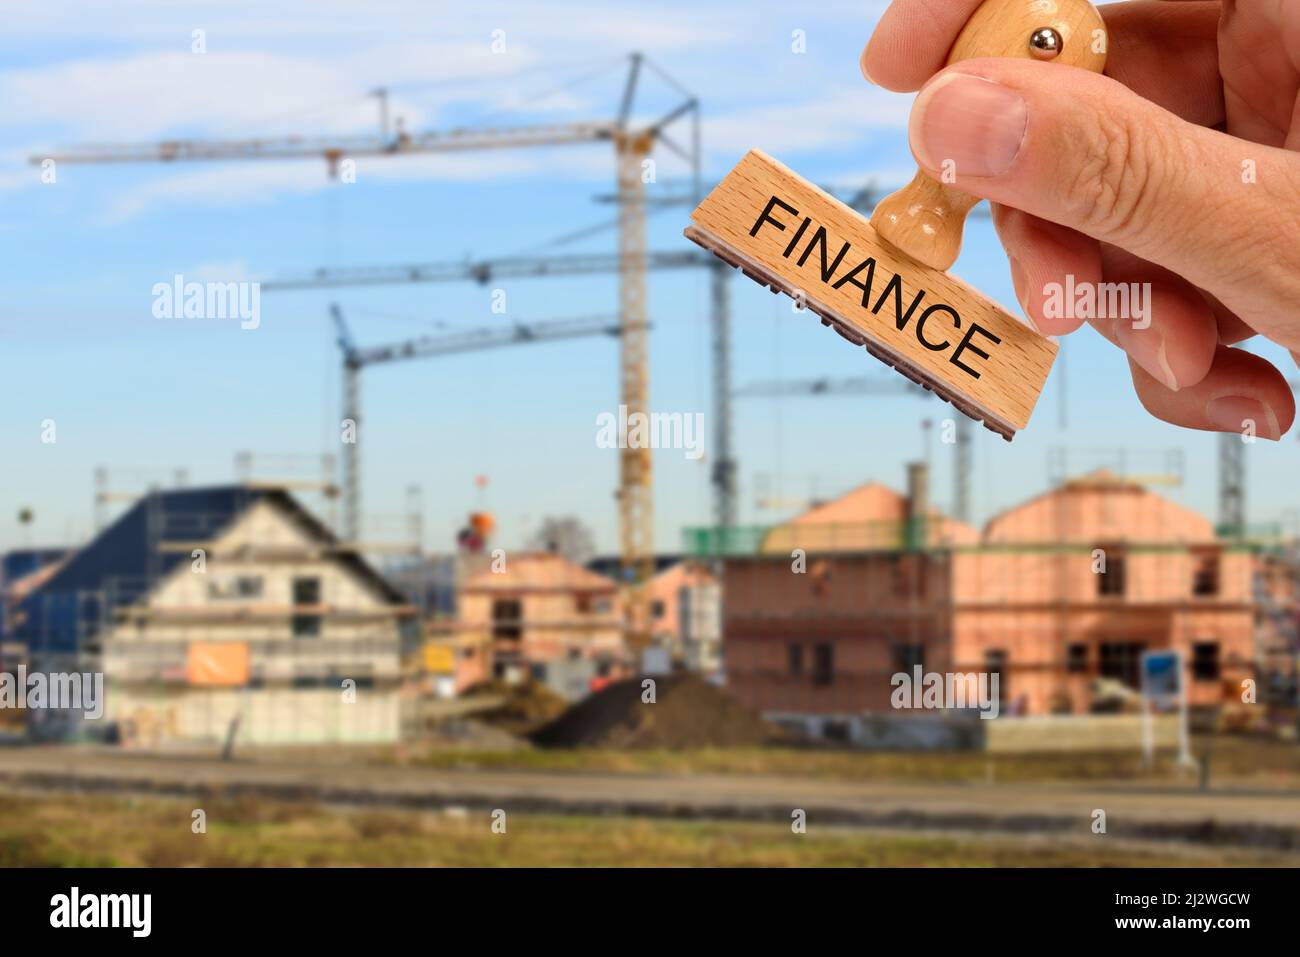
711, 467, 1253, 720
454, 552, 628, 696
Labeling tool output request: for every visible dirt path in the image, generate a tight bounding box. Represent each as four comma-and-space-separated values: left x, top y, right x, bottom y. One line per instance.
2, 745, 1298, 850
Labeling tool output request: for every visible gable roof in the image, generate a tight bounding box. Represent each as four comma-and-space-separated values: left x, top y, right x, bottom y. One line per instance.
649, 559, 716, 590
587, 553, 681, 581
461, 552, 619, 593
17, 485, 404, 654
786, 482, 907, 526
1, 548, 71, 588
760, 481, 978, 553
982, 468, 1215, 544
6, 559, 67, 605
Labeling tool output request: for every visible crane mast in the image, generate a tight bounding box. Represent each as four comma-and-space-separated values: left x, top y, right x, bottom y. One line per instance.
615, 130, 654, 635
329, 305, 627, 545
34, 54, 699, 644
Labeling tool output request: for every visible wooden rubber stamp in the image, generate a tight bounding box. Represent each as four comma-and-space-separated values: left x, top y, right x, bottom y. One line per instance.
685, 0, 1106, 439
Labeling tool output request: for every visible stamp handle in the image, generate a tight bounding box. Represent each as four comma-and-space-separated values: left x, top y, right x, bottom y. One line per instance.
869, 0, 1108, 270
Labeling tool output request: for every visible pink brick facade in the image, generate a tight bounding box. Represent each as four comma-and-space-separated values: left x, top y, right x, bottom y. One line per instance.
722, 472, 1255, 718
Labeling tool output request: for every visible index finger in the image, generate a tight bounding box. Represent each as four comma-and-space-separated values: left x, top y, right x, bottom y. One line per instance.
861, 0, 984, 90
862, 0, 1224, 127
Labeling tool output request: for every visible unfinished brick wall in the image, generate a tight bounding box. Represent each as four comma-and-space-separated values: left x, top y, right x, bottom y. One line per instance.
720, 473, 1255, 719
723, 553, 952, 715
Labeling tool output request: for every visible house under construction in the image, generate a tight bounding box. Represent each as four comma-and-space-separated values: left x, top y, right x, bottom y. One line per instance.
14, 485, 416, 745
689, 465, 1258, 733
416, 550, 632, 701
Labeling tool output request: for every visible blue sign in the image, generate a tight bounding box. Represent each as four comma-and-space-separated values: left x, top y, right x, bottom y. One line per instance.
1141, 650, 1182, 699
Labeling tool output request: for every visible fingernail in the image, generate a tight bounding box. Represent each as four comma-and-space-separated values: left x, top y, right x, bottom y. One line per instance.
1116, 322, 1179, 391
1205, 395, 1281, 441
911, 72, 1027, 177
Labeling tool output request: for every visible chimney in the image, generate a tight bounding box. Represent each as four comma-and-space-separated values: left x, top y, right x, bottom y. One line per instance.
905, 462, 929, 550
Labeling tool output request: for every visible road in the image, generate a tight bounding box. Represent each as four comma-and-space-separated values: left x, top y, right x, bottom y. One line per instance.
2, 745, 1298, 850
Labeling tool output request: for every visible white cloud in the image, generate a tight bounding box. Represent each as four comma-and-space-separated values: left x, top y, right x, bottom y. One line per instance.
705, 86, 914, 160
0, 0, 740, 143
0, 0, 843, 218
0, 43, 557, 142
97, 147, 609, 221
0, 0, 740, 50
184, 258, 253, 283
101, 162, 329, 222
98, 150, 538, 221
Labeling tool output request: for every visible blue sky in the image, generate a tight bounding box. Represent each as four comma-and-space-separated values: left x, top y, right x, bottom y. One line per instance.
4, 0, 1299, 554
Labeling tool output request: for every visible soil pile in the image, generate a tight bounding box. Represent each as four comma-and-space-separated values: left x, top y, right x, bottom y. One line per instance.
532, 673, 785, 749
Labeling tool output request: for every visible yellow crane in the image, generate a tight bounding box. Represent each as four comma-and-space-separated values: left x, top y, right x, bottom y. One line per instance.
33, 53, 699, 644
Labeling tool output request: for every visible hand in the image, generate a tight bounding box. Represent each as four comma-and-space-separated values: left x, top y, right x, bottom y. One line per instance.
862, 0, 1300, 439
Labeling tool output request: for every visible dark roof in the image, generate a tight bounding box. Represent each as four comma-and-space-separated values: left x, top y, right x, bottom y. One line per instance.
587, 553, 683, 583
1, 548, 70, 588
16, 485, 404, 655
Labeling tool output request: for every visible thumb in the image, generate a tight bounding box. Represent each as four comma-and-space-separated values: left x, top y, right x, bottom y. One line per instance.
906, 59, 1300, 324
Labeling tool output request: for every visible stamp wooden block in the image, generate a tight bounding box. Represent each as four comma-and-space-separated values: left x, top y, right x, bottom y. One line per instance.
686, 149, 1052, 439
685, 0, 1108, 439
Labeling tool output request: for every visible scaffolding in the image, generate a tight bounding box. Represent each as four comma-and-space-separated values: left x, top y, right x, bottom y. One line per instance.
20, 483, 418, 745
233, 451, 339, 530
94, 464, 190, 533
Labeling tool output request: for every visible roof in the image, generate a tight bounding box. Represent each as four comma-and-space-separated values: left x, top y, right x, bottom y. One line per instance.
16, 485, 405, 654
587, 553, 681, 582
982, 468, 1216, 545
785, 482, 905, 526
461, 552, 619, 593
0, 552, 69, 639
759, 482, 979, 553
6, 560, 66, 604
1, 548, 70, 588
649, 559, 716, 590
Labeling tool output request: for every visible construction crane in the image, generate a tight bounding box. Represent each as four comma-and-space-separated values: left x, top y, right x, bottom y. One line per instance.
1214, 380, 1300, 538
733, 376, 975, 523
275, 186, 989, 532
330, 304, 631, 543
1218, 433, 1246, 537
33, 53, 698, 642
268, 248, 738, 534
38, 124, 618, 169
599, 178, 983, 533
265, 250, 710, 291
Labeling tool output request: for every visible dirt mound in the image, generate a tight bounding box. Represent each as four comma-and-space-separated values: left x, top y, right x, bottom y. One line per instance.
532, 673, 785, 749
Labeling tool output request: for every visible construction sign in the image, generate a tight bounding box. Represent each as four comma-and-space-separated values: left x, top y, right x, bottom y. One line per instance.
186, 642, 251, 687
422, 644, 455, 674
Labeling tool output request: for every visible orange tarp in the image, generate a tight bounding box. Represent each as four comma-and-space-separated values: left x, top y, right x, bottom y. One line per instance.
186, 642, 250, 687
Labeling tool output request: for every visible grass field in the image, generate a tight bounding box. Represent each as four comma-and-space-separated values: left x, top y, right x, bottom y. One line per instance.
0, 792, 1291, 867
392, 734, 1300, 788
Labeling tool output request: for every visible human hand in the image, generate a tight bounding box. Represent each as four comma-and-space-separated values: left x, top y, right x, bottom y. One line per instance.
862, 0, 1300, 439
